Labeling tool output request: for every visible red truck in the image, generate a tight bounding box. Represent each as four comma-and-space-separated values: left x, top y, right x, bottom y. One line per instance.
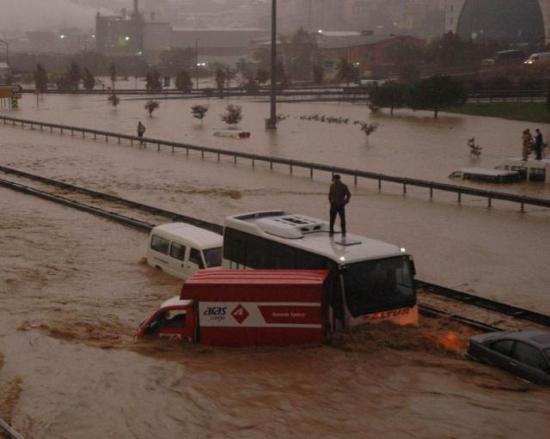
136, 269, 330, 346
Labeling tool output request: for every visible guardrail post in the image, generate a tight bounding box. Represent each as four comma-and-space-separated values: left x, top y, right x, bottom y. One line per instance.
234, 155, 237, 164
158, 143, 161, 151
186, 147, 189, 157
310, 168, 313, 179
252, 159, 255, 168
50, 126, 52, 133
378, 176, 382, 191
488, 197, 492, 208
403, 183, 407, 194
105, 135, 108, 142
93, 133, 96, 140
71, 129, 74, 136
82, 131, 85, 138
354, 174, 358, 187
521, 201, 525, 213
429, 185, 433, 199
290, 164, 293, 175
270, 161, 273, 171
458, 190, 462, 204
118, 137, 121, 144
130, 139, 134, 146
201, 150, 204, 159
217, 152, 220, 161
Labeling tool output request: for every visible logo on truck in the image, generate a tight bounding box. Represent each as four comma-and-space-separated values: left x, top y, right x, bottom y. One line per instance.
231, 304, 250, 324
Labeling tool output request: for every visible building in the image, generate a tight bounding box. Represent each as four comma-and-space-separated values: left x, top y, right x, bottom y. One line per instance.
95, 0, 145, 56
318, 32, 425, 77
445, 0, 550, 45
171, 28, 266, 65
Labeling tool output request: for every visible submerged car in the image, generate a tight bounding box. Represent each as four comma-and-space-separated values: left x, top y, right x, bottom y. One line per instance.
468, 330, 550, 385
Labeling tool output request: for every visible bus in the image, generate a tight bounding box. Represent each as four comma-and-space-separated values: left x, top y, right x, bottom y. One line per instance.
223, 211, 418, 328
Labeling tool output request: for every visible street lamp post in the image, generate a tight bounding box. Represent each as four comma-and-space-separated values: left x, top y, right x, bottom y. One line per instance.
195, 38, 199, 90
0, 39, 9, 65
266, 0, 277, 130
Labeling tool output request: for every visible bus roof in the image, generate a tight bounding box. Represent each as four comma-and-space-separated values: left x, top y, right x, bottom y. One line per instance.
151, 223, 222, 249
224, 211, 405, 265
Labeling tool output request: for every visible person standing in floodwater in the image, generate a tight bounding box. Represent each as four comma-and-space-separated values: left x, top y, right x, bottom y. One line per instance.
137, 121, 146, 144
534, 129, 544, 160
329, 174, 351, 238
522, 129, 533, 161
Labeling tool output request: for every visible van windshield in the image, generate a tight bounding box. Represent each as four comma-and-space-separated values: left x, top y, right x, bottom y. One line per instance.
203, 247, 222, 267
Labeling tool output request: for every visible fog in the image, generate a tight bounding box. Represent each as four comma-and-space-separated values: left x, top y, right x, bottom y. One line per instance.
0, 0, 117, 31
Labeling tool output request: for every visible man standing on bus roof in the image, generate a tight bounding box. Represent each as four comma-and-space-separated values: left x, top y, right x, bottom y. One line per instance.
329, 174, 351, 238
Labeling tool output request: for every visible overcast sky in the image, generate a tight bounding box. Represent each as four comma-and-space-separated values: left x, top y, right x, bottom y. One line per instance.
0, 0, 117, 32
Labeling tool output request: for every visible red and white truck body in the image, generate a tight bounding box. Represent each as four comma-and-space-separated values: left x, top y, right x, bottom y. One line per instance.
137, 269, 330, 346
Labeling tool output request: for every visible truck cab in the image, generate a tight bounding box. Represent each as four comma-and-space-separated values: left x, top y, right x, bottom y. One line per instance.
137, 296, 197, 342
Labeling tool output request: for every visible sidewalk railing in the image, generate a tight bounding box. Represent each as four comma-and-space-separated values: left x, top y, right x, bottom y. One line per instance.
1, 114, 549, 213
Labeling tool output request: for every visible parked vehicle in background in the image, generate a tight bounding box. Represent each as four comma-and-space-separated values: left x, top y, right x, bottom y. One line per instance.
524, 52, 550, 65
493, 50, 526, 65
467, 330, 550, 385
146, 223, 223, 280
137, 269, 330, 346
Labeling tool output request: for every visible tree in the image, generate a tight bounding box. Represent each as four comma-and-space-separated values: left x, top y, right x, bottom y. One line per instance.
337, 58, 357, 85
109, 63, 117, 89
256, 69, 270, 85
313, 64, 324, 85
368, 82, 406, 116
34, 64, 48, 93
221, 104, 243, 126
215, 68, 227, 94
191, 104, 208, 124
408, 76, 466, 118
175, 70, 193, 92
67, 61, 81, 91
145, 70, 162, 92
280, 27, 319, 80
145, 100, 160, 116
82, 68, 96, 91
354, 121, 379, 143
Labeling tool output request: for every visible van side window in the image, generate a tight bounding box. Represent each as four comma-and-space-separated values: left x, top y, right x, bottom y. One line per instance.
170, 242, 187, 261
189, 248, 205, 269
151, 235, 170, 255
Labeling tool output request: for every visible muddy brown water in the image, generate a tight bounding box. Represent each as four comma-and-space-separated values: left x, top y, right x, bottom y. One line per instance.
1, 98, 550, 438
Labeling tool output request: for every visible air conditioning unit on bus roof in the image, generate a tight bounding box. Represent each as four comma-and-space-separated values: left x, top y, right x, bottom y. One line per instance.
256, 214, 328, 239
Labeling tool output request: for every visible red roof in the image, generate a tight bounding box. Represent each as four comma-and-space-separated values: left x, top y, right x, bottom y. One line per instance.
184, 269, 329, 286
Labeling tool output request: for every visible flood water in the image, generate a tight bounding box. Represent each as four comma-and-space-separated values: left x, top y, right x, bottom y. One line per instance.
1, 96, 550, 438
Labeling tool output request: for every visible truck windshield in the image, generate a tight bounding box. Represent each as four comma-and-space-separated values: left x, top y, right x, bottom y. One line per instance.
342, 256, 415, 316
203, 247, 222, 267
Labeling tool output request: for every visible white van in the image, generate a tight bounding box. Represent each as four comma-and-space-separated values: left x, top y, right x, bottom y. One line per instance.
146, 223, 223, 279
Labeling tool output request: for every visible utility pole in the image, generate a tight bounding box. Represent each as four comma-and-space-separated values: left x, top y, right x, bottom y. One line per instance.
195, 38, 199, 90
266, 0, 277, 130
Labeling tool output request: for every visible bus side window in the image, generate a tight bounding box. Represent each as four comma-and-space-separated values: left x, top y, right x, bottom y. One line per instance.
246, 235, 271, 268
271, 241, 295, 268
189, 248, 205, 269
224, 228, 247, 265
170, 242, 187, 261
151, 235, 170, 254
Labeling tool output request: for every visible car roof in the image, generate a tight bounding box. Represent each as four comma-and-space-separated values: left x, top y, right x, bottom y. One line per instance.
496, 330, 550, 349
151, 222, 223, 249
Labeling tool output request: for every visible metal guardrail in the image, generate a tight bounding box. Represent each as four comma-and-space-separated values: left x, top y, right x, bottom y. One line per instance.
0, 417, 24, 439
2, 115, 549, 213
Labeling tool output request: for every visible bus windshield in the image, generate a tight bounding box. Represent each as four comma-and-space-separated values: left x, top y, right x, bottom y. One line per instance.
203, 247, 222, 267
342, 256, 415, 316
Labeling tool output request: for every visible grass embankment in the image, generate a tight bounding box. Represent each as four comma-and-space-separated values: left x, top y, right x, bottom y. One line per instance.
446, 102, 550, 124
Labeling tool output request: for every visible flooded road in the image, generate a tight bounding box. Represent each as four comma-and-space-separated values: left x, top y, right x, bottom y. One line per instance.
1, 96, 550, 437
15, 93, 550, 198
2, 189, 550, 438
